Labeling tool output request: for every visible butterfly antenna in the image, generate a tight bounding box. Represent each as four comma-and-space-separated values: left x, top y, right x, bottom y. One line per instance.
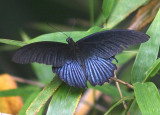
46, 22, 69, 38
68, 18, 77, 37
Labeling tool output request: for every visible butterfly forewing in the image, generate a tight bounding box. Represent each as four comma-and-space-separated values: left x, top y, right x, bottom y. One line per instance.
77, 30, 150, 59
12, 42, 71, 67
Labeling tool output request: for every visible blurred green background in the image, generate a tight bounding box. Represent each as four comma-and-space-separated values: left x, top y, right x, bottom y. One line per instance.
0, 0, 100, 79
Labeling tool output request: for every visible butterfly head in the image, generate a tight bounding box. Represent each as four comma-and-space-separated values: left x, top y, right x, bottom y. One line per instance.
66, 37, 76, 46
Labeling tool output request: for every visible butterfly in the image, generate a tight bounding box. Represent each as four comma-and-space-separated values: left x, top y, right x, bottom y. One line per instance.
12, 29, 150, 88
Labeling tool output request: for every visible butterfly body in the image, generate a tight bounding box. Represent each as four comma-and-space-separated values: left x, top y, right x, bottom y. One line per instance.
12, 29, 150, 88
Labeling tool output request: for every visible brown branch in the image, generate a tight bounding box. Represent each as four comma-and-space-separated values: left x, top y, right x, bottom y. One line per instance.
113, 75, 128, 111
128, 0, 160, 30
11, 75, 45, 87
110, 77, 134, 89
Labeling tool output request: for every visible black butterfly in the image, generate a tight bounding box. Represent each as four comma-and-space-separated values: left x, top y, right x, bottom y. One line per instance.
12, 30, 150, 88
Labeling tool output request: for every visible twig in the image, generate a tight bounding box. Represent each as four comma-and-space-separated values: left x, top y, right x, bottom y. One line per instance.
124, 97, 135, 115
110, 77, 134, 89
93, 89, 97, 115
11, 75, 45, 87
113, 75, 128, 110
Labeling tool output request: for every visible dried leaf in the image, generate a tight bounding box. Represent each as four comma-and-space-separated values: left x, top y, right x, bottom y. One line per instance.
128, 0, 160, 30
0, 74, 23, 114
75, 89, 102, 115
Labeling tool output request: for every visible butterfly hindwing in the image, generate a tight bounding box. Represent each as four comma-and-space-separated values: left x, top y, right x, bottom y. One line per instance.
84, 57, 116, 86
52, 60, 87, 88
77, 30, 150, 59
12, 41, 71, 67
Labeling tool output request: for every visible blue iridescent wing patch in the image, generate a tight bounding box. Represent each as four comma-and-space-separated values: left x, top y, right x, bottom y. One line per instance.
84, 57, 116, 86
52, 60, 87, 88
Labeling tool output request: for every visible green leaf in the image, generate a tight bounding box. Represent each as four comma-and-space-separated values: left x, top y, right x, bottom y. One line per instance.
117, 59, 134, 90
26, 76, 62, 115
106, 0, 149, 28
0, 26, 102, 47
0, 38, 27, 46
47, 83, 83, 115
95, 13, 105, 26
104, 97, 133, 115
132, 9, 160, 83
31, 63, 55, 84
127, 100, 142, 115
19, 91, 40, 115
113, 51, 136, 65
28, 26, 102, 43
88, 84, 132, 100
134, 82, 160, 115
83, 26, 103, 36
0, 45, 18, 51
102, 0, 116, 20
144, 58, 160, 82
20, 30, 31, 42
0, 85, 40, 102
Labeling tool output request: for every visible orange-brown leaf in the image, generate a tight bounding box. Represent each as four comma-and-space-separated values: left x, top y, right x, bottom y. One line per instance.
0, 74, 23, 115
128, 0, 160, 30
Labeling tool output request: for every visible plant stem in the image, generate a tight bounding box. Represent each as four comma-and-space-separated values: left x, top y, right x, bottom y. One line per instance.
114, 75, 128, 110
11, 75, 45, 87
124, 97, 135, 115
110, 77, 134, 89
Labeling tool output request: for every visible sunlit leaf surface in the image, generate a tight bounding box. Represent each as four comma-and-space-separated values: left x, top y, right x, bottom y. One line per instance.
47, 83, 83, 115
134, 82, 160, 115
132, 9, 160, 83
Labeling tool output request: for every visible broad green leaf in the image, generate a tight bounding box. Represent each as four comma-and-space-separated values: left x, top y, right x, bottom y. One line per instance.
88, 84, 132, 100
47, 83, 83, 115
19, 91, 40, 115
0, 26, 102, 47
113, 51, 136, 65
0, 38, 27, 46
26, 76, 62, 115
102, 0, 116, 20
134, 82, 160, 115
31, 63, 55, 84
95, 13, 105, 26
132, 9, 160, 83
106, 0, 150, 28
0, 85, 40, 102
144, 58, 160, 82
83, 26, 103, 36
0, 45, 18, 51
126, 99, 142, 115
117, 59, 134, 90
104, 97, 133, 115
28, 26, 102, 44
20, 30, 31, 42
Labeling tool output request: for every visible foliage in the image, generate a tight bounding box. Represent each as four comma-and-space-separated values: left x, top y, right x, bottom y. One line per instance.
0, 0, 160, 115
